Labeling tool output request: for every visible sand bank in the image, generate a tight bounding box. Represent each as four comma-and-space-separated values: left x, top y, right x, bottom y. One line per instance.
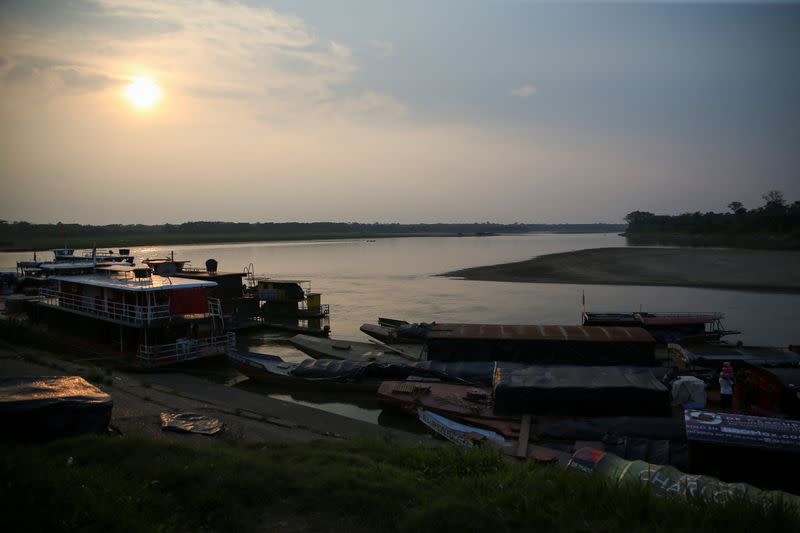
442, 247, 800, 292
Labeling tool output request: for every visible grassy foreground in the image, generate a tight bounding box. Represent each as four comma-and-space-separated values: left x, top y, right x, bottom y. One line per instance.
2, 435, 798, 532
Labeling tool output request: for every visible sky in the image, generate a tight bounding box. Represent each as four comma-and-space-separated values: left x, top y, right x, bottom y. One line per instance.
0, 0, 798, 224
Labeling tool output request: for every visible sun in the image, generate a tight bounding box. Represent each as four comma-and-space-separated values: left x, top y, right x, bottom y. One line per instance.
124, 77, 162, 110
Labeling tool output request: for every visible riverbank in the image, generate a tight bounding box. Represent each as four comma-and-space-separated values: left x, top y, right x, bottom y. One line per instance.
2, 341, 799, 530
8, 433, 798, 532
0, 223, 625, 252
443, 247, 800, 292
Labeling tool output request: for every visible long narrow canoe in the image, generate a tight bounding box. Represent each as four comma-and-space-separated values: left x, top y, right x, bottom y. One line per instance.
290, 334, 423, 364
228, 351, 390, 392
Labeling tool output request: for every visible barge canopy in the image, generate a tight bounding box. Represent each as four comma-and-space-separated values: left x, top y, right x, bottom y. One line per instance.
425, 324, 656, 364
492, 365, 671, 417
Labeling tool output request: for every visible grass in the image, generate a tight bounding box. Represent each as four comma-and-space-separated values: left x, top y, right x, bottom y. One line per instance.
2, 435, 798, 532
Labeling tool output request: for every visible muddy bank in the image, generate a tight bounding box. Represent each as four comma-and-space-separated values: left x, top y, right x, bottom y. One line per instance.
442, 247, 800, 292
0, 341, 427, 446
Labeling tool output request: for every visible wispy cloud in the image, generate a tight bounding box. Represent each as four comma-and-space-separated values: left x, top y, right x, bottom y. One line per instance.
369, 40, 394, 58
0, 0, 405, 121
511, 84, 537, 98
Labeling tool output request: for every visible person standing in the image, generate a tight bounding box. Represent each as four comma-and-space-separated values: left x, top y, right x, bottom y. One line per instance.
719, 362, 734, 409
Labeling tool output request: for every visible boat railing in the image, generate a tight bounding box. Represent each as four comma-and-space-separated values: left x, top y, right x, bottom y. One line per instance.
637, 312, 724, 320
136, 332, 236, 367
179, 266, 208, 273
39, 287, 171, 325
296, 300, 330, 316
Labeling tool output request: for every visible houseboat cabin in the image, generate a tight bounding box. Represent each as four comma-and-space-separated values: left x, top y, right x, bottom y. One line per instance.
53, 248, 135, 263
253, 279, 329, 319
36, 265, 233, 367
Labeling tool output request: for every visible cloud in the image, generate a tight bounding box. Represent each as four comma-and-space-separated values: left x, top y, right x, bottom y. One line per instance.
0, 0, 404, 121
1, 55, 120, 91
328, 40, 352, 58
334, 91, 408, 121
369, 40, 394, 58
511, 84, 537, 98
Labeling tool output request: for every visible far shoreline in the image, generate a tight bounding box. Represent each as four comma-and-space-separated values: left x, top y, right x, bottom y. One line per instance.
441, 247, 800, 293
0, 230, 620, 253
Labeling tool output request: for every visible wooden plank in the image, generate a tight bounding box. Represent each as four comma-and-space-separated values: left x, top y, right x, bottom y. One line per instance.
516, 414, 532, 458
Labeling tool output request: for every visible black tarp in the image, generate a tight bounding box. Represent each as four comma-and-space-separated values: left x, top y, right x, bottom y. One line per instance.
0, 376, 112, 441
493, 366, 671, 416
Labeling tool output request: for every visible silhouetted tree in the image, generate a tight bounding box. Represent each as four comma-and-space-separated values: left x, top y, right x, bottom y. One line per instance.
727, 201, 746, 215
762, 190, 786, 210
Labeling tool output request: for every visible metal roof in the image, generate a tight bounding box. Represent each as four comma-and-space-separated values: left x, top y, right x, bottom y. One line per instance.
426, 324, 655, 343
51, 274, 217, 292
172, 270, 246, 279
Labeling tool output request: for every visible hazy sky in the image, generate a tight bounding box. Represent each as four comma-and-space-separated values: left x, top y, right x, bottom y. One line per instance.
1, 1, 798, 224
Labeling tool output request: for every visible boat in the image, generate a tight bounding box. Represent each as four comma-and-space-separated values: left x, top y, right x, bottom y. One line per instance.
229, 351, 508, 392
582, 311, 739, 344
144, 257, 331, 336
290, 334, 423, 364
492, 365, 672, 417
669, 343, 800, 368
34, 264, 234, 367
227, 351, 389, 392
359, 322, 431, 344
377, 381, 521, 436
424, 323, 657, 364
52, 248, 134, 264
378, 317, 410, 328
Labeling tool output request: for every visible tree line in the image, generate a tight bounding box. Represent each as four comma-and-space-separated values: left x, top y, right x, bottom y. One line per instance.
0, 221, 625, 250
624, 191, 800, 236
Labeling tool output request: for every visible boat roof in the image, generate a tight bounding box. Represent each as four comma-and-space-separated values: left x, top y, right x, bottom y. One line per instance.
673, 344, 794, 357
40, 262, 113, 270
143, 259, 190, 265
671, 344, 800, 366
426, 324, 655, 343
95, 264, 137, 272
51, 274, 217, 292
172, 270, 246, 279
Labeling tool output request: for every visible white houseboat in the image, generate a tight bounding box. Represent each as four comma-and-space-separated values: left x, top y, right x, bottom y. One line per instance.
36, 264, 234, 367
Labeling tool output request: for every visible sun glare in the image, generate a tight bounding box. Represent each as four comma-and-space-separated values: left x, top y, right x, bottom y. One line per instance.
124, 77, 162, 110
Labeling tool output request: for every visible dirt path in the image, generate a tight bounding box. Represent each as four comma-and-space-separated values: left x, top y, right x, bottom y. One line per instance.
442, 247, 800, 292
0, 341, 429, 447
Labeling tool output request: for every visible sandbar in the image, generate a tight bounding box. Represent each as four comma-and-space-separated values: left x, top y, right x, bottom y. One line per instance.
442, 247, 800, 292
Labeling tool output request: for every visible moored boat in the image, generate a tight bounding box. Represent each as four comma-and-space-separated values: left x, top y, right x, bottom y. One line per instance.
360, 322, 432, 344
230, 351, 505, 392
582, 311, 739, 343
290, 334, 423, 364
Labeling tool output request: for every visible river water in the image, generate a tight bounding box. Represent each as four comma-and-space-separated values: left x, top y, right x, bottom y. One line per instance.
2, 234, 797, 425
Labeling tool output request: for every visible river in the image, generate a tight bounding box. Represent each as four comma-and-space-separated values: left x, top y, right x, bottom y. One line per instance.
2, 233, 797, 425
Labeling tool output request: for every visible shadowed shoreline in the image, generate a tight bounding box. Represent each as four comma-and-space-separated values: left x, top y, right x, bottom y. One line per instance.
441, 247, 800, 293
